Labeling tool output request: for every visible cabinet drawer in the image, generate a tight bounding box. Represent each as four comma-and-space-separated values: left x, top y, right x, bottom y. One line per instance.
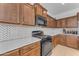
1, 49, 20, 56
59, 41, 66, 46
20, 41, 40, 55
67, 39, 77, 43
59, 39, 66, 43
67, 42, 78, 48
23, 47, 40, 56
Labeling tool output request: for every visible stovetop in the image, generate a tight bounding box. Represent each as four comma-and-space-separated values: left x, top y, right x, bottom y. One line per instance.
32, 30, 51, 41
33, 35, 50, 39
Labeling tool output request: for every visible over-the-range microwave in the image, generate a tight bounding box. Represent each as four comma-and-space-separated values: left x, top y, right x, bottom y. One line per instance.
36, 15, 47, 26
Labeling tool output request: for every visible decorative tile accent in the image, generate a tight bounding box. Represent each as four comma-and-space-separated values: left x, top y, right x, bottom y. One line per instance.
0, 24, 8, 41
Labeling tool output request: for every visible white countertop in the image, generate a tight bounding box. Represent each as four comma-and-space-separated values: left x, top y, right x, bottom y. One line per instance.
0, 37, 41, 54
1, 33, 79, 54
0, 33, 60, 54
58, 33, 79, 36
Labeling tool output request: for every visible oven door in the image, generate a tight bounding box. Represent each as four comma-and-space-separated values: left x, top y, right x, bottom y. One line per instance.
41, 40, 53, 56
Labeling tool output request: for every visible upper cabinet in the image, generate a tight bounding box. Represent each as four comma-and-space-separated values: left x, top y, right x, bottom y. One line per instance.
34, 3, 47, 19
0, 3, 78, 28
57, 20, 62, 28
57, 19, 66, 28
66, 16, 78, 28
57, 18, 66, 28
77, 13, 79, 21
0, 3, 35, 26
0, 4, 20, 24
20, 4, 35, 25
61, 19, 66, 28
47, 15, 57, 28
57, 15, 78, 28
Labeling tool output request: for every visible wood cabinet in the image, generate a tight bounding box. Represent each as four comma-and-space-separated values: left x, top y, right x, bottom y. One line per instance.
52, 19, 57, 28
57, 16, 78, 28
77, 36, 79, 49
66, 35, 78, 49
52, 35, 60, 47
53, 34, 78, 49
20, 4, 35, 25
66, 16, 78, 28
52, 35, 66, 47
61, 19, 66, 28
0, 41, 40, 56
0, 3, 35, 25
23, 47, 40, 56
57, 20, 62, 28
20, 41, 40, 56
0, 4, 20, 24
47, 15, 57, 28
34, 3, 47, 18
1, 49, 20, 56
34, 3, 42, 16
59, 35, 66, 46
77, 13, 79, 21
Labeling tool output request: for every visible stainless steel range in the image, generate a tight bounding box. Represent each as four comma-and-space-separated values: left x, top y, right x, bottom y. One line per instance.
32, 30, 53, 56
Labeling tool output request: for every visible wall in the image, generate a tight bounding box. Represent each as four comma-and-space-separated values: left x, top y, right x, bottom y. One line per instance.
0, 23, 63, 42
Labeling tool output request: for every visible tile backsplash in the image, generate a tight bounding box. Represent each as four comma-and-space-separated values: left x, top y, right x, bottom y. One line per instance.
0, 23, 63, 42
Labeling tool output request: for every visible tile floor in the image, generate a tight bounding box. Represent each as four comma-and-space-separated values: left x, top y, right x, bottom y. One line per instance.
50, 45, 79, 56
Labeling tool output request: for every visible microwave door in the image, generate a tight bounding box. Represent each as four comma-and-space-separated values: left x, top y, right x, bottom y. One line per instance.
36, 16, 47, 26
37, 19, 44, 25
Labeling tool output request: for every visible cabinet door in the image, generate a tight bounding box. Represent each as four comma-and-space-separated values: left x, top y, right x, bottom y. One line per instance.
20, 41, 40, 55
57, 20, 62, 28
66, 35, 78, 49
77, 13, 79, 21
23, 47, 40, 56
59, 35, 66, 46
66, 16, 78, 28
0, 4, 19, 23
78, 36, 79, 49
20, 4, 35, 25
47, 15, 56, 28
48, 20, 53, 28
1, 49, 20, 56
47, 16, 51, 27
52, 20, 57, 28
52, 35, 60, 47
34, 3, 47, 18
61, 19, 66, 28
34, 4, 43, 16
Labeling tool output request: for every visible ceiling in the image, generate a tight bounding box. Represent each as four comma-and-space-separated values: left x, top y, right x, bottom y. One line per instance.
41, 3, 79, 19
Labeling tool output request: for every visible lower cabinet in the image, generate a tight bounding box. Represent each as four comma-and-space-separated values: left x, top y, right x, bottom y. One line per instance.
52, 35, 66, 47
52, 35, 60, 47
20, 41, 40, 56
53, 35, 78, 49
78, 36, 79, 49
59, 35, 66, 46
66, 35, 78, 49
0, 49, 20, 56
23, 47, 40, 56
0, 41, 40, 56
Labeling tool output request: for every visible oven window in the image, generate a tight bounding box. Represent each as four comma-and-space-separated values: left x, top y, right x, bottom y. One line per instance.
42, 41, 53, 56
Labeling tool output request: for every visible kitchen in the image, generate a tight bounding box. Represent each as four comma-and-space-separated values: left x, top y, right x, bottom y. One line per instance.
0, 3, 79, 56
